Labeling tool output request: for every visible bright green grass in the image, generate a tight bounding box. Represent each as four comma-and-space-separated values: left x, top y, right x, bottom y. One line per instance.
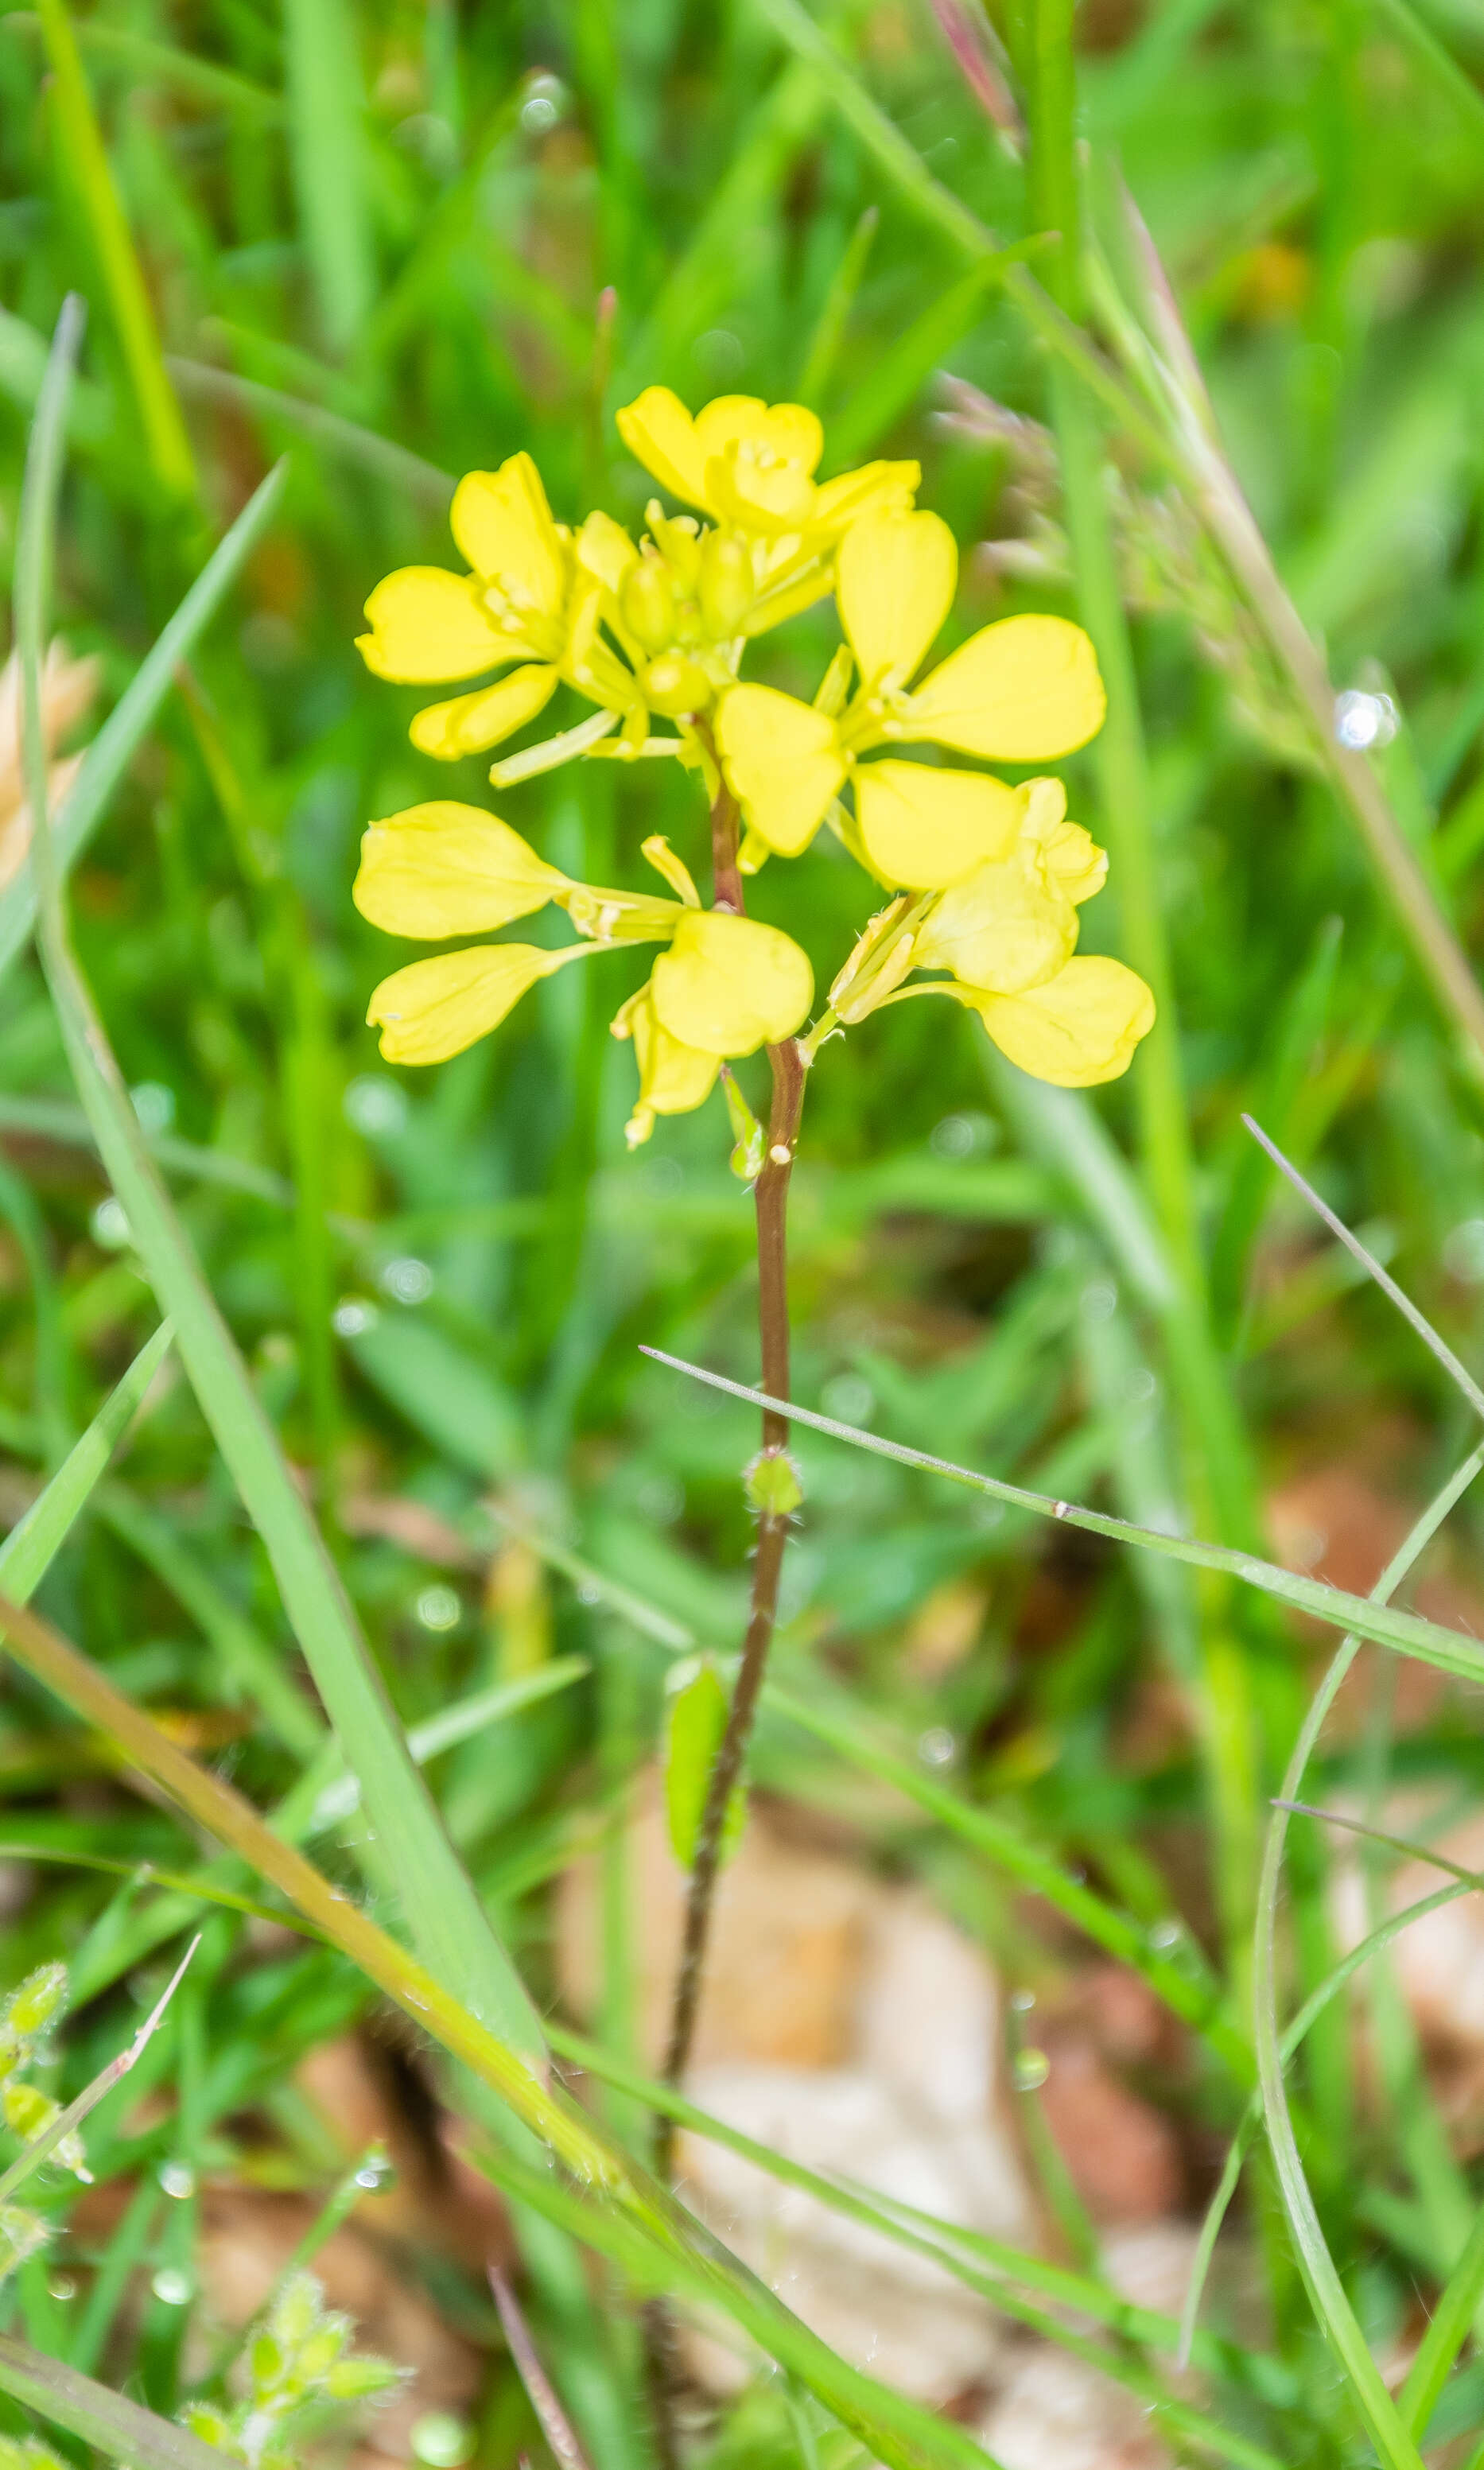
6, 1, 1484, 2465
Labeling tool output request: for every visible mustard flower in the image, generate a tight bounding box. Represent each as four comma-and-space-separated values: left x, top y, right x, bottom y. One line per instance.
714, 507, 1105, 885
825, 779, 1154, 1087
354, 804, 812, 1141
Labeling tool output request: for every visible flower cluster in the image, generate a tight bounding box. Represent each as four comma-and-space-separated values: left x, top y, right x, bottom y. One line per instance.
183, 2268, 402, 2470
355, 390, 1154, 1143
0, 1962, 85, 2292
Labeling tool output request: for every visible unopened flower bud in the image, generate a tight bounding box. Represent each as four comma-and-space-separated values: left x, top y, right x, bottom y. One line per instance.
744, 1449, 804, 1516
620, 557, 675, 653
643, 654, 712, 717
5, 1965, 66, 2039
699, 531, 753, 635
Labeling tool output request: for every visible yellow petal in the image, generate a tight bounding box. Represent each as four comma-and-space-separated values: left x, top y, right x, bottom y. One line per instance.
450, 455, 567, 614
810, 459, 920, 538
837, 510, 957, 688
1017, 776, 1107, 904
854, 759, 1020, 891
367, 942, 591, 1065
615, 386, 712, 509
714, 685, 846, 856
707, 448, 817, 532
612, 985, 721, 1148
650, 910, 813, 1057
410, 665, 559, 760
695, 395, 822, 479
973, 955, 1155, 1086
907, 615, 1106, 759
912, 852, 1078, 994
576, 508, 639, 596
357, 568, 505, 684
354, 804, 570, 939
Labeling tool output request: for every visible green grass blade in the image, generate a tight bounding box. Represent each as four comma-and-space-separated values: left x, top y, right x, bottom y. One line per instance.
642, 1351, 1484, 1685
282, 0, 375, 353
1245, 1443, 1484, 2470
764, 1680, 1249, 2074
0, 458, 289, 986
825, 255, 1009, 464
0, 1319, 172, 1599
306, 1658, 590, 1831
167, 361, 453, 507
796, 204, 877, 407
33, 0, 195, 495
16, 300, 546, 2066
1401, 2204, 1484, 2438
0, 2333, 223, 2470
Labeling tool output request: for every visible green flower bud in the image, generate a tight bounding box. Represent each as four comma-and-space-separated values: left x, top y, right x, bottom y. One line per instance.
270, 2270, 320, 2348
251, 2331, 289, 2394
180, 2403, 238, 2453
297, 2324, 347, 2382
643, 654, 712, 717
699, 530, 753, 635
2, 2081, 56, 2142
5, 1964, 66, 2039
324, 2356, 403, 2400
620, 556, 675, 654
744, 1448, 804, 1516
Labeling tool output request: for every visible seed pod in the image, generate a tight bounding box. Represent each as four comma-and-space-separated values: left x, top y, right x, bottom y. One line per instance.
5, 1965, 66, 2039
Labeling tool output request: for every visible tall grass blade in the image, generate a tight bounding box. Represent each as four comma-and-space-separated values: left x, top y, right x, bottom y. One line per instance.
0, 1319, 171, 1600
282, 0, 375, 353
0, 2333, 224, 2470
642, 1350, 1484, 1683
33, 0, 195, 495
0, 458, 289, 985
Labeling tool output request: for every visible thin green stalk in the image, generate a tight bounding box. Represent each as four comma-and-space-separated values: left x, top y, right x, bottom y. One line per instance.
33, 0, 196, 497
0, 2334, 222, 2470
1401, 2204, 1484, 2440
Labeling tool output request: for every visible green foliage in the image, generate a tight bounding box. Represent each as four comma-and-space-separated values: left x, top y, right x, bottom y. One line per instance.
7, 2, 1484, 2468
181, 2268, 402, 2468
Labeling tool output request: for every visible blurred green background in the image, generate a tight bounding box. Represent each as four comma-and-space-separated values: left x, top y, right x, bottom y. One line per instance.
8, 0, 1484, 2457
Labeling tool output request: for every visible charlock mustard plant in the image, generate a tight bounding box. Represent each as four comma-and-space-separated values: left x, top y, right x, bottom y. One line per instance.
353, 390, 1154, 2431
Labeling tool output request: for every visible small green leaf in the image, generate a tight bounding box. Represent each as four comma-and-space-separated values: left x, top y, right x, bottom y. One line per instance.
744, 1447, 804, 1516
722, 1067, 766, 1183
662, 1659, 746, 1870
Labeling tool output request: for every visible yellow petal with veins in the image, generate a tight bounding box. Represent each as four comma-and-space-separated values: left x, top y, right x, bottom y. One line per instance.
410, 664, 559, 760
354, 804, 569, 939
837, 510, 957, 688
854, 759, 1020, 891
912, 851, 1078, 993
450, 455, 567, 614
971, 955, 1155, 1086
367, 942, 592, 1065
694, 396, 822, 483
612, 985, 721, 1148
907, 615, 1106, 760
1016, 777, 1107, 903
356, 569, 505, 684
650, 910, 813, 1056
616, 386, 713, 509
714, 685, 847, 856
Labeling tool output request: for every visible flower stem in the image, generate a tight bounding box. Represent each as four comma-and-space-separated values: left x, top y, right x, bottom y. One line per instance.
643, 750, 807, 2454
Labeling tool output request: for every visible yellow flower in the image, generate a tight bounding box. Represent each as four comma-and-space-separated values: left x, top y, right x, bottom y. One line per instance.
715, 507, 1105, 887
356, 453, 638, 761
616, 389, 918, 547
355, 805, 814, 1131
822, 779, 1153, 1085
612, 910, 814, 1148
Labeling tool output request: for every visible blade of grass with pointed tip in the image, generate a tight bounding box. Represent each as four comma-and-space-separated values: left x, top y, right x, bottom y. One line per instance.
0, 2334, 224, 2470
0, 1319, 172, 1601
33, 0, 196, 495
0, 457, 289, 985
641, 1350, 1484, 1686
